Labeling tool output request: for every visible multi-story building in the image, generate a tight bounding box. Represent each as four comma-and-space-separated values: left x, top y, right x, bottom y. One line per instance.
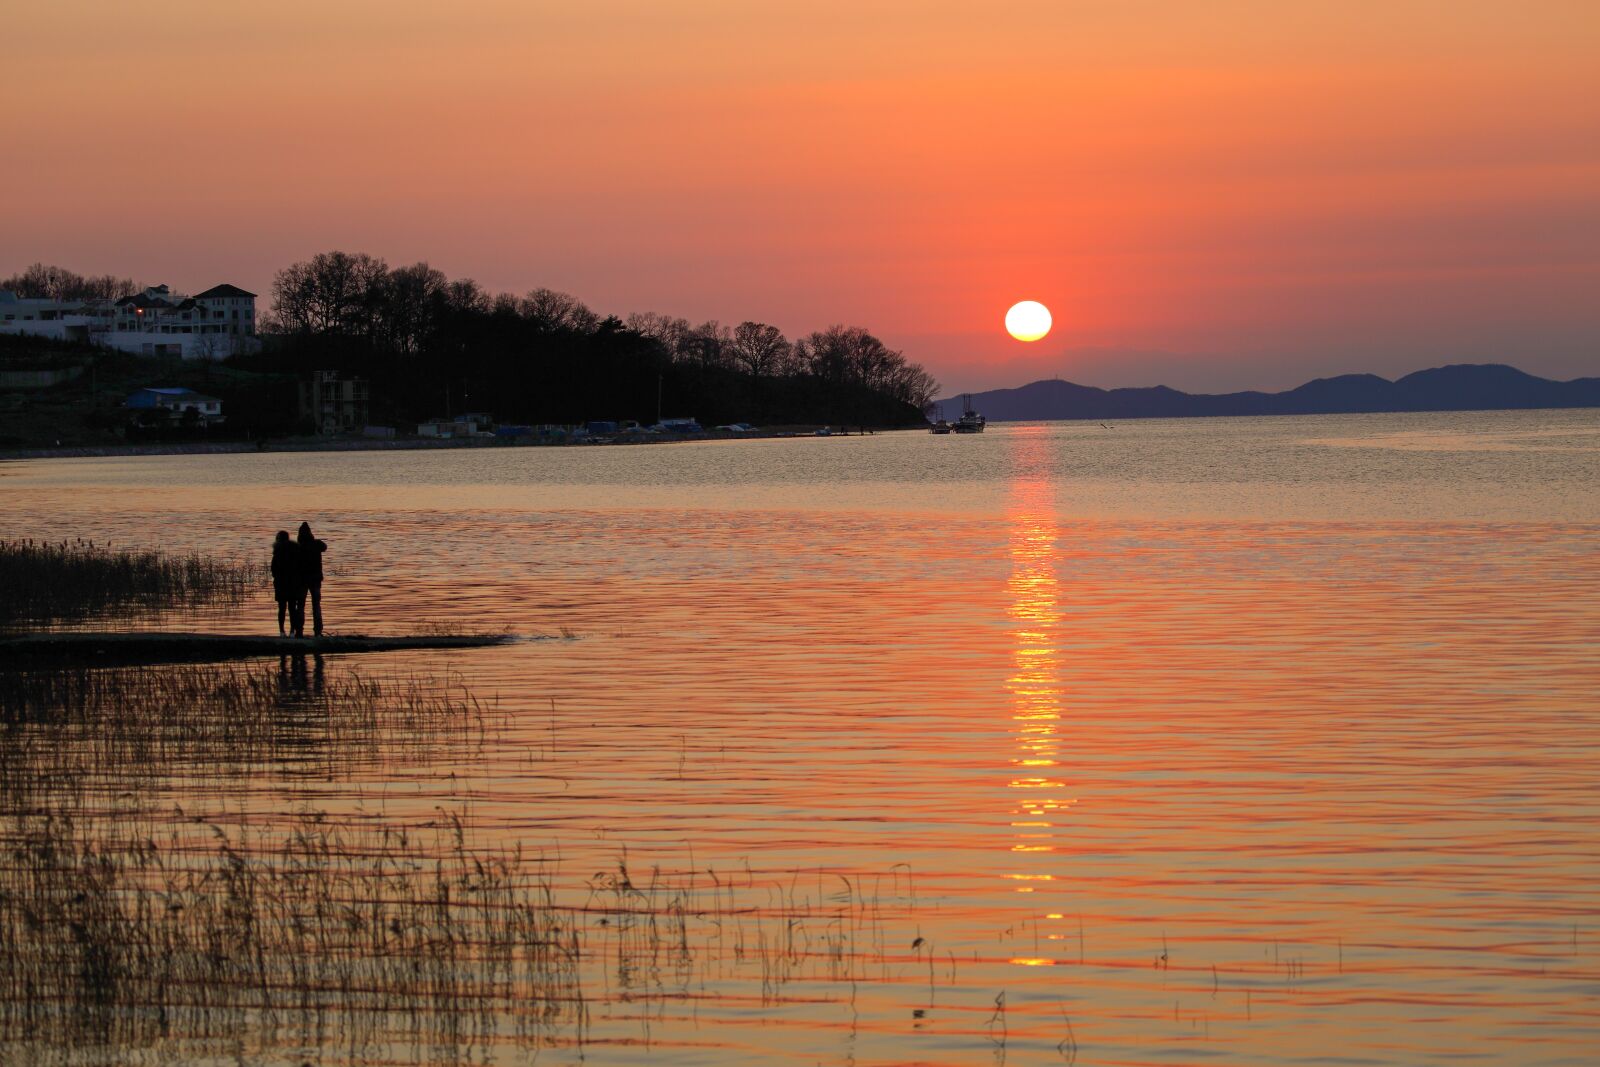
193, 284, 256, 336
111, 284, 258, 358
0, 282, 259, 360
299, 371, 370, 434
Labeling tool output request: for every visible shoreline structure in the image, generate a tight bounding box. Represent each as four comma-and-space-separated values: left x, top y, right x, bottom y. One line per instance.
9, 402, 1600, 463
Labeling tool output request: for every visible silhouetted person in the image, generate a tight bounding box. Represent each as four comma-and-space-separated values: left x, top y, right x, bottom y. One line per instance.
270, 530, 303, 636
296, 521, 328, 637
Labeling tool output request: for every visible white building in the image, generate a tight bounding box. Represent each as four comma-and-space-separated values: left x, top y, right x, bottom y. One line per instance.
0, 290, 112, 344
124, 387, 225, 426
0, 283, 259, 360
110, 284, 259, 358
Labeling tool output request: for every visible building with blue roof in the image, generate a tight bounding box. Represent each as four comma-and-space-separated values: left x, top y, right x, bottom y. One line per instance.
125, 387, 224, 425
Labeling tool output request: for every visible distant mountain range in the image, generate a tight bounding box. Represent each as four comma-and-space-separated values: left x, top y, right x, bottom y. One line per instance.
938, 364, 1600, 423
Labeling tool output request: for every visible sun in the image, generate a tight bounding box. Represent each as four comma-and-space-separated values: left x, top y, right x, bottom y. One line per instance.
1005, 300, 1052, 342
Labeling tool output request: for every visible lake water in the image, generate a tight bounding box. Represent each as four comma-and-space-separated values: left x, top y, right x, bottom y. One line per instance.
4, 409, 1598, 1065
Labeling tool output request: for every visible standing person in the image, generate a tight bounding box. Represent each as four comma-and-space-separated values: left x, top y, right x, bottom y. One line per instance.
296, 521, 329, 637
269, 530, 301, 636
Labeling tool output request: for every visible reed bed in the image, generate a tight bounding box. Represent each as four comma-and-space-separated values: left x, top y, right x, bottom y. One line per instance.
0, 652, 923, 1062
0, 807, 582, 1060
0, 662, 495, 806
0, 798, 921, 1064
0, 538, 254, 631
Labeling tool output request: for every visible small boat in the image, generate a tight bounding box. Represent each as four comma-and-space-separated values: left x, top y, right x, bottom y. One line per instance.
929, 404, 951, 434
951, 395, 986, 433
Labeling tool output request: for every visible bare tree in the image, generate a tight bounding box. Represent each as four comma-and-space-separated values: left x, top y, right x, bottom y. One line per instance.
443, 278, 491, 316
626, 312, 693, 361
796, 325, 854, 383
887, 361, 940, 410
82, 273, 140, 301
730, 321, 790, 379
270, 251, 389, 335
685, 320, 732, 370
383, 262, 448, 355
794, 324, 937, 405
519, 288, 598, 333
1, 263, 137, 302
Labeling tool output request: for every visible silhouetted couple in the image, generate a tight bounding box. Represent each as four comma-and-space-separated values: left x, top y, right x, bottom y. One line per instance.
270, 522, 329, 638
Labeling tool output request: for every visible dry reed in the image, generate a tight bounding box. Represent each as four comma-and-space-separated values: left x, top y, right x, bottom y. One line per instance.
0, 807, 580, 1059
0, 538, 254, 631
0, 663, 495, 805
0, 654, 923, 1063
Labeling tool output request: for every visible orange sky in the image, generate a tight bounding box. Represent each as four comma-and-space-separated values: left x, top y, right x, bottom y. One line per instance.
4, 1, 1597, 391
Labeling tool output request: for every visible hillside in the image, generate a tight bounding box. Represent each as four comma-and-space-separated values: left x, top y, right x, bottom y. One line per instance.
938, 364, 1600, 422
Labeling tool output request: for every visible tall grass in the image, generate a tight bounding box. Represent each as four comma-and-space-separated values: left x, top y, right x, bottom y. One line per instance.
0, 808, 581, 1057
0, 662, 495, 806
0, 659, 568, 1060
0, 650, 926, 1062
0, 803, 919, 1063
0, 538, 254, 631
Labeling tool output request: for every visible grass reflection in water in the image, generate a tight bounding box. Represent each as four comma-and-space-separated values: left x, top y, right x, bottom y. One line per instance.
0, 659, 923, 1064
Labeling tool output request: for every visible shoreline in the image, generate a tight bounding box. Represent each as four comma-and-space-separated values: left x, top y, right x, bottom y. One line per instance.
0, 425, 894, 462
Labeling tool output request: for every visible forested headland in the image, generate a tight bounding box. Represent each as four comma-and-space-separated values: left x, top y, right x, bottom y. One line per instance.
251, 253, 937, 429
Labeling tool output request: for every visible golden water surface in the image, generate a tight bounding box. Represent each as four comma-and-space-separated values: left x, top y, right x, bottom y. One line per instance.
3, 410, 1597, 1065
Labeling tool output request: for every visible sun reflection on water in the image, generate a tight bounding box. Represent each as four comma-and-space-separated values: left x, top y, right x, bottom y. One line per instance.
1004, 436, 1073, 886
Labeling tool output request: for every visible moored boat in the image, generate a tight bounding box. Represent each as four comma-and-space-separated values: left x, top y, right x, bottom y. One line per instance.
951, 394, 986, 433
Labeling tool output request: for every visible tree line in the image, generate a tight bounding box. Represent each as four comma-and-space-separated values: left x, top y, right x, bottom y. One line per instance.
4, 255, 938, 431
259, 251, 937, 428
2, 263, 140, 303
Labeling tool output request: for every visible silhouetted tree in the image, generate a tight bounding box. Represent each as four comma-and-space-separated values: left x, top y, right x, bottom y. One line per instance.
886, 361, 940, 410
443, 278, 491, 315
520, 288, 598, 333
730, 321, 790, 379
1, 263, 138, 301
269, 251, 390, 336
684, 320, 733, 371
626, 312, 692, 360
257, 249, 937, 430
381, 262, 448, 355
792, 324, 937, 410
